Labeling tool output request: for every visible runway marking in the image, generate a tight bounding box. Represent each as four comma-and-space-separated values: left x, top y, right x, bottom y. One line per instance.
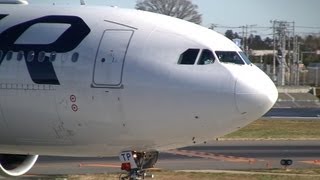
79, 163, 120, 168
165, 149, 258, 163
300, 160, 320, 165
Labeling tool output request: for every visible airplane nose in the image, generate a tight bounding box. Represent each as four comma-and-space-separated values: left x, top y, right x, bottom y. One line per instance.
235, 68, 278, 119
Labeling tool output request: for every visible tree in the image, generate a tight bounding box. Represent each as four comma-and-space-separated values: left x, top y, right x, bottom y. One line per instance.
248, 34, 266, 50
224, 30, 235, 40
264, 37, 273, 49
135, 0, 202, 24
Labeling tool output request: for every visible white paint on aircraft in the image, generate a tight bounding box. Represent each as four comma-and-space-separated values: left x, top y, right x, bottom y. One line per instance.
0, 1, 278, 177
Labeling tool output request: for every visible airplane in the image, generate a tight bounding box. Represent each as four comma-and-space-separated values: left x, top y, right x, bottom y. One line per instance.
0, 0, 278, 179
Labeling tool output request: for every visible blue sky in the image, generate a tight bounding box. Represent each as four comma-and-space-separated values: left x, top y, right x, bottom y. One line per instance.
28, 0, 320, 36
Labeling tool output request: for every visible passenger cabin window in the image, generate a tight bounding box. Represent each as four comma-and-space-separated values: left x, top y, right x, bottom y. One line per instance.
38, 51, 45, 62
17, 51, 24, 61
178, 49, 200, 65
198, 49, 215, 65
6, 51, 13, 61
215, 51, 244, 65
49, 52, 56, 62
71, 52, 79, 62
27, 51, 35, 62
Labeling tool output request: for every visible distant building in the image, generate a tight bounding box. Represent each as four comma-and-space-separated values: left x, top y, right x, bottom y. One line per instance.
232, 38, 241, 48
250, 50, 274, 56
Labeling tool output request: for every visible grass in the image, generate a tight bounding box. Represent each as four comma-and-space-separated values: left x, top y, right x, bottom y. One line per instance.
222, 119, 320, 140
66, 169, 320, 180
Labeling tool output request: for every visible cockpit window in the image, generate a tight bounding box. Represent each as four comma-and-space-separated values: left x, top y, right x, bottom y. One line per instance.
239, 52, 252, 65
215, 51, 245, 65
198, 49, 215, 65
178, 49, 199, 65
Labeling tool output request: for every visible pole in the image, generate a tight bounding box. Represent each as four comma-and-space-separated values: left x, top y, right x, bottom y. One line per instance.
272, 21, 276, 82
241, 26, 245, 51
245, 25, 249, 55
296, 39, 300, 85
316, 67, 319, 87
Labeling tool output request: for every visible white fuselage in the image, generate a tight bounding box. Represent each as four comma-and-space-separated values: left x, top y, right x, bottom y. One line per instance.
0, 5, 278, 157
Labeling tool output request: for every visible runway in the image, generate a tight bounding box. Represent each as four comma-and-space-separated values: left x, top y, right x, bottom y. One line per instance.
265, 108, 320, 117
21, 140, 320, 178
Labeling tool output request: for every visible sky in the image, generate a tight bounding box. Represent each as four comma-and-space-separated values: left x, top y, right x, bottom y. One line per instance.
28, 0, 320, 37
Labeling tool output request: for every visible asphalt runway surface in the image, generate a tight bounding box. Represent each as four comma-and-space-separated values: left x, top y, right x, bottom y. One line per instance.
19, 140, 320, 178
265, 108, 320, 117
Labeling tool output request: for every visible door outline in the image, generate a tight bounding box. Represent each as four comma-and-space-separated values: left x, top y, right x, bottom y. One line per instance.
92, 29, 134, 88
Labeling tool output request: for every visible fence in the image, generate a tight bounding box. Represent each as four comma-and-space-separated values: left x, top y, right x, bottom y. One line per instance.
255, 64, 320, 87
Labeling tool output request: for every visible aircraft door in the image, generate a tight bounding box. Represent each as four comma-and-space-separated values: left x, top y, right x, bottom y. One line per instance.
93, 30, 133, 87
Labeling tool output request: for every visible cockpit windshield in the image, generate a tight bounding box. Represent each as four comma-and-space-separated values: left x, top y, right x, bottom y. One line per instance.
215, 51, 245, 65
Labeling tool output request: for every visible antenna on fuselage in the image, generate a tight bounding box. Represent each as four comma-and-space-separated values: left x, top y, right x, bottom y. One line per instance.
80, 0, 86, 5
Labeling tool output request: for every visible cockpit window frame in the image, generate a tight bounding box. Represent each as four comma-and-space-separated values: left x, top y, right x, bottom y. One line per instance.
238, 51, 252, 65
